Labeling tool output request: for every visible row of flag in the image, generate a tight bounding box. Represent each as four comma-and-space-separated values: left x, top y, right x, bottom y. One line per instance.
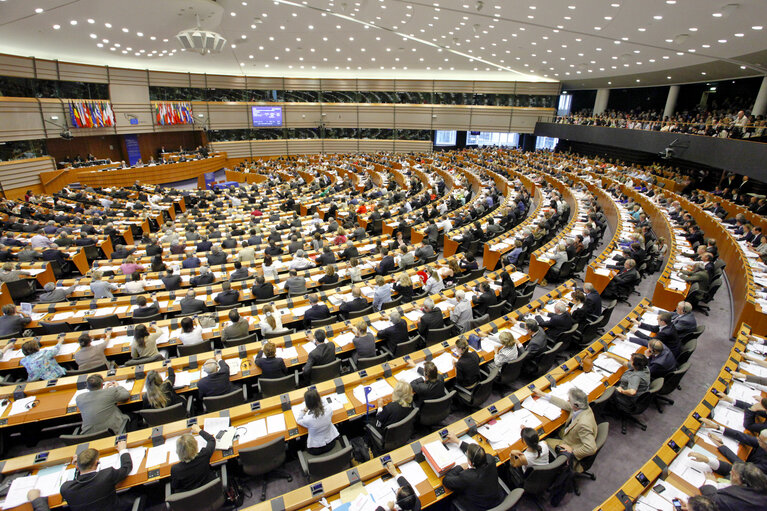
153, 101, 194, 125
69, 100, 115, 128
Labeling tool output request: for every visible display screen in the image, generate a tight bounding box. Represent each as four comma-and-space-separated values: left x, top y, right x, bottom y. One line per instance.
465, 131, 519, 147
434, 130, 457, 146
252, 106, 283, 127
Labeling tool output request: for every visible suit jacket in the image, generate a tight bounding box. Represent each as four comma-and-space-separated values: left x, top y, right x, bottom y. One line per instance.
536, 312, 574, 340
548, 396, 598, 460
340, 246, 359, 260
170, 430, 216, 493
377, 255, 395, 274
255, 355, 289, 379
339, 297, 369, 318
214, 289, 240, 306
443, 444, 503, 511
252, 282, 274, 299
133, 304, 159, 318
76, 386, 130, 434
302, 342, 336, 379
377, 320, 409, 354
206, 252, 228, 265
161, 275, 182, 290
180, 297, 208, 314
410, 373, 445, 406
190, 273, 215, 287
456, 351, 480, 388
197, 360, 235, 398
417, 309, 445, 338
700, 484, 767, 511
472, 291, 498, 317
304, 303, 330, 327
584, 291, 602, 319
670, 311, 696, 337
60, 452, 132, 511
221, 319, 249, 342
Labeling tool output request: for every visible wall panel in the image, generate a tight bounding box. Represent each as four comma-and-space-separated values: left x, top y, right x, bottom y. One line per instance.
394, 105, 434, 130
0, 97, 47, 141
0, 157, 56, 197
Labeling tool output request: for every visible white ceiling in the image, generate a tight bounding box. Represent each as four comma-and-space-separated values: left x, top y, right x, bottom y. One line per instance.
0, 0, 766, 85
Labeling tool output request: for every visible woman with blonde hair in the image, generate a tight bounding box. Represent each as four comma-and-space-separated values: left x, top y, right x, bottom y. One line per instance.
373, 380, 413, 433
119, 255, 144, 276
393, 273, 414, 302
259, 304, 286, 335
143, 368, 182, 409
423, 267, 444, 295
170, 423, 216, 493
348, 257, 363, 283
319, 264, 339, 285
333, 227, 347, 246
352, 320, 376, 362
373, 274, 393, 311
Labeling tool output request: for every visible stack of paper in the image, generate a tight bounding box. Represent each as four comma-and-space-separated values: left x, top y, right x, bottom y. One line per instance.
608, 340, 640, 360
266, 413, 286, 434
333, 332, 356, 348
522, 396, 564, 421
237, 418, 268, 444
203, 417, 230, 436
711, 402, 746, 431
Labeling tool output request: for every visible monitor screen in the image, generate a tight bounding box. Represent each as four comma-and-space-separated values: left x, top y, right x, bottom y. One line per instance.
251, 106, 283, 127
434, 130, 457, 146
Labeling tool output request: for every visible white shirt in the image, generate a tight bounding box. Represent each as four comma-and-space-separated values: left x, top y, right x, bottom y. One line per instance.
295, 406, 339, 448
179, 326, 204, 346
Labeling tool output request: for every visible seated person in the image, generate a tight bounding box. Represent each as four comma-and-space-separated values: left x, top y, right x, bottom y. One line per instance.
352, 320, 376, 362
301, 329, 336, 383
0, 304, 31, 337
295, 388, 340, 454
190, 266, 214, 287
130, 324, 162, 361
454, 337, 480, 389
339, 285, 369, 318
393, 273, 414, 302
259, 304, 288, 336
377, 310, 410, 355
38, 281, 76, 302
4, 337, 67, 381
699, 462, 767, 511
443, 433, 504, 511
509, 427, 551, 477
252, 275, 274, 299
408, 360, 446, 406
605, 352, 651, 413
602, 259, 639, 299
284, 269, 308, 295
197, 353, 235, 399
303, 293, 330, 328
535, 301, 574, 340
625, 312, 681, 357
417, 298, 445, 339
180, 290, 208, 314
176, 317, 204, 346
318, 264, 340, 285
373, 381, 414, 433
76, 374, 130, 435
214, 281, 240, 306
143, 369, 183, 409
376, 463, 421, 511
471, 281, 497, 318
132, 295, 160, 318
74, 333, 109, 371
170, 424, 216, 493
255, 341, 288, 379
161, 269, 182, 291
123, 272, 146, 295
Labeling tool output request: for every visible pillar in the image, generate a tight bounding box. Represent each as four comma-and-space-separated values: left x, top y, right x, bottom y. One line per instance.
752, 76, 767, 118
663, 85, 680, 119
592, 88, 610, 116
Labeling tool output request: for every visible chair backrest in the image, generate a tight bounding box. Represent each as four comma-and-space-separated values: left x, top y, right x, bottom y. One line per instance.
348, 305, 374, 319
356, 353, 388, 370
512, 290, 534, 310
306, 443, 353, 481
222, 332, 258, 348
203, 388, 246, 413
630, 378, 665, 415
124, 354, 165, 366
659, 361, 691, 396
215, 304, 239, 311
66, 363, 108, 375
381, 408, 419, 451
5, 279, 36, 300
165, 477, 225, 511
487, 488, 524, 511
61, 428, 112, 445
706, 276, 723, 301
259, 373, 298, 398
40, 321, 72, 334
523, 455, 569, 496
579, 422, 610, 472
132, 312, 162, 324
382, 296, 402, 311
469, 314, 489, 330
680, 324, 705, 344
426, 324, 454, 344
391, 338, 418, 358
85, 314, 122, 329
264, 328, 295, 339
418, 390, 455, 426
499, 351, 528, 386
535, 342, 564, 377
597, 299, 617, 327
676, 339, 697, 365
311, 315, 337, 327
239, 436, 288, 477
177, 341, 214, 357
138, 402, 187, 427
310, 359, 342, 384
486, 300, 508, 321
466, 367, 498, 408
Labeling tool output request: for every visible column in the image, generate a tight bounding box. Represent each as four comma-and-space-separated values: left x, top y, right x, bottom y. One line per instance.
592, 88, 610, 116
752, 76, 767, 118
663, 85, 680, 119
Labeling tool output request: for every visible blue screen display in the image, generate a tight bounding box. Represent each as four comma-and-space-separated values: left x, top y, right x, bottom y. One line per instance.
251, 106, 283, 127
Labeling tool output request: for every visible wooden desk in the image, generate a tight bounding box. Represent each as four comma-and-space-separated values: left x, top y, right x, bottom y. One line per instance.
78, 156, 227, 188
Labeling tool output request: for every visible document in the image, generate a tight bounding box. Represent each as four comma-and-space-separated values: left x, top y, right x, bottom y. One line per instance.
127, 447, 147, 476
203, 417, 231, 436
398, 460, 428, 494
238, 418, 267, 444
8, 396, 37, 417
146, 444, 168, 468
266, 413, 287, 434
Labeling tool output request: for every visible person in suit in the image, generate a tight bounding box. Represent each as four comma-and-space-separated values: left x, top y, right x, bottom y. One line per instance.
377, 310, 410, 355
693, 419, 767, 477
197, 353, 235, 399
376, 248, 396, 275
190, 266, 215, 287
255, 341, 288, 378
443, 433, 504, 511
60, 439, 141, 511
132, 295, 160, 319
626, 312, 681, 357
398, 245, 416, 269
699, 462, 767, 511
534, 386, 597, 471
181, 252, 201, 269
38, 282, 75, 302
251, 275, 274, 300
417, 298, 445, 340
179, 290, 208, 314
195, 238, 213, 253
602, 259, 639, 299
214, 281, 240, 307
303, 293, 330, 328
471, 282, 498, 318
376, 463, 421, 511
283, 269, 308, 295
340, 241, 359, 261
407, 360, 445, 407
373, 380, 414, 433
0, 304, 31, 336
161, 269, 182, 291
90, 272, 118, 299
414, 242, 435, 261
76, 374, 130, 434
316, 245, 336, 266
670, 300, 697, 337
229, 261, 250, 281
222, 309, 250, 342
583, 283, 602, 321
535, 301, 574, 340
302, 329, 336, 383
339, 286, 369, 318
170, 424, 216, 493
454, 337, 481, 389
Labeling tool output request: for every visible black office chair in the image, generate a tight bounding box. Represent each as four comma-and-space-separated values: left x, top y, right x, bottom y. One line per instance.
124, 354, 165, 366
348, 306, 374, 319
676, 339, 697, 365
418, 390, 455, 427
679, 324, 705, 344
40, 321, 72, 335
573, 422, 609, 495
297, 436, 353, 482
202, 387, 247, 413
222, 332, 258, 348
177, 341, 214, 357
532, 342, 564, 378
365, 408, 419, 454
453, 479, 523, 511
513, 289, 534, 309
258, 372, 299, 398
66, 363, 109, 375
350, 353, 388, 371
497, 351, 529, 390
215, 304, 239, 312
61, 427, 113, 445
85, 314, 122, 329
132, 312, 163, 324
522, 455, 569, 510
426, 324, 454, 345
309, 359, 342, 384
589, 386, 615, 424
165, 470, 227, 511
380, 338, 418, 359
238, 437, 293, 501
455, 367, 497, 409
5, 279, 37, 302
381, 296, 402, 311
138, 401, 187, 427
616, 377, 664, 434
654, 362, 691, 413
311, 316, 336, 327
595, 299, 617, 332
469, 314, 489, 330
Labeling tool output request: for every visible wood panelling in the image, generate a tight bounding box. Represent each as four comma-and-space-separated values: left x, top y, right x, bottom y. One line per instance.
0, 157, 56, 196
47, 134, 125, 163
78, 154, 226, 187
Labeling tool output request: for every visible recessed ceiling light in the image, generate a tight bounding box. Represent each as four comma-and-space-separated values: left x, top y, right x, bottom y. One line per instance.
89, 33, 97, 38
734, 33, 744, 37
70, 20, 77, 25
230, 11, 237, 16
718, 39, 727, 43
638, 27, 646, 31
53, 24, 60, 29
105, 23, 112, 28
701, 72, 706, 75
753, 26, 764, 30
741, 65, 747, 69
87, 18, 94, 24
689, 27, 698, 31
666, 0, 676, 3
653, 15, 663, 20
137, 32, 143, 36
712, 12, 722, 17
121, 27, 128, 32
34, 8, 43, 13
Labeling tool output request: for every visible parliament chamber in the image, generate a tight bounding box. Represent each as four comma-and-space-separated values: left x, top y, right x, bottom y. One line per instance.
1, 1, 767, 511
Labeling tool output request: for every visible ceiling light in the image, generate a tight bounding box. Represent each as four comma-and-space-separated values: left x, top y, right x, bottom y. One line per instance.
121, 27, 128, 32
753, 26, 763, 30
718, 39, 727, 43
653, 15, 663, 19
34, 7, 43, 13
137, 32, 143, 36
89, 33, 97, 38
712, 12, 722, 17
734, 33, 744, 37
70, 20, 77, 25
638, 27, 646, 31
230, 12, 236, 16
104, 23, 112, 28
666, 0, 676, 3
53, 24, 60, 29
741, 65, 747, 69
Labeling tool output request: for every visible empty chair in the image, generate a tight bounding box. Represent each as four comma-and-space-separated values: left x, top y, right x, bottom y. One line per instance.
215, 304, 239, 312
5, 279, 37, 301
676, 339, 697, 365
532, 342, 564, 378
124, 354, 165, 366
132, 312, 162, 324
309, 359, 342, 384
348, 305, 374, 319
297, 436, 353, 482
418, 390, 455, 427
573, 422, 609, 495
40, 321, 72, 335
426, 324, 454, 345
382, 296, 402, 311
60, 427, 112, 445
513, 289, 534, 309
455, 367, 498, 409
85, 314, 122, 329
351, 353, 388, 371
238, 437, 293, 501
654, 361, 691, 413
578, 316, 603, 347
138, 401, 187, 427
595, 299, 617, 332
589, 387, 615, 424
486, 300, 509, 321
177, 341, 214, 357
165, 473, 226, 511
202, 387, 247, 413
222, 332, 258, 348
365, 408, 419, 454
258, 372, 299, 399
311, 316, 337, 327
381, 338, 418, 359
469, 314, 489, 330
66, 363, 109, 375
679, 324, 705, 344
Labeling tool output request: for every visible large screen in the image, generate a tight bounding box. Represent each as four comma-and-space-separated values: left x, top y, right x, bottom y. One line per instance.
465, 131, 519, 147
434, 130, 457, 146
251, 106, 283, 127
